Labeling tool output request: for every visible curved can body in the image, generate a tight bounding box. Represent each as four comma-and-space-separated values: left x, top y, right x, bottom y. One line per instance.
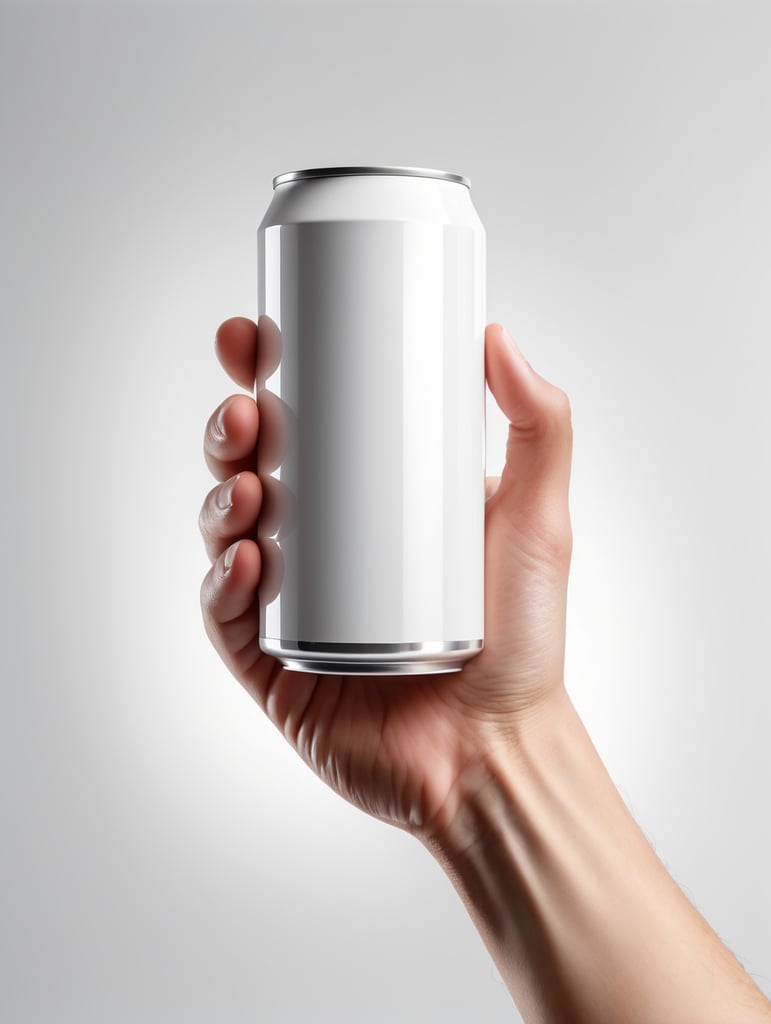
257, 166, 485, 674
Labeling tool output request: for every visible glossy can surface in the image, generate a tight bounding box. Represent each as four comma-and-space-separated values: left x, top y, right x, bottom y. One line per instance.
257, 166, 485, 674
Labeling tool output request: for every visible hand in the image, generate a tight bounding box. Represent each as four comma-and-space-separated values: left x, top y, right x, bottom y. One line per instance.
199, 317, 573, 837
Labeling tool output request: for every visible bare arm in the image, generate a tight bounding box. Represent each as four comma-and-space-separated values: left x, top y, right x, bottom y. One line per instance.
423, 687, 771, 1023
202, 317, 771, 1023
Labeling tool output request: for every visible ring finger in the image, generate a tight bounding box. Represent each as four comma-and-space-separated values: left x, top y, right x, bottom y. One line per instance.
199, 471, 263, 562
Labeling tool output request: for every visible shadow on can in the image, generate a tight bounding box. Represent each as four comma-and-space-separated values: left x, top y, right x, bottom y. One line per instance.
255, 314, 293, 605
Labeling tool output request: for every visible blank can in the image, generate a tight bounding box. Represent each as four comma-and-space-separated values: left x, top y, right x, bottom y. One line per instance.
257, 165, 485, 674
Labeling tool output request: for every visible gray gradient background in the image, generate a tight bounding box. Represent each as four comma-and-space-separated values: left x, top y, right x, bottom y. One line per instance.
1, 0, 769, 1020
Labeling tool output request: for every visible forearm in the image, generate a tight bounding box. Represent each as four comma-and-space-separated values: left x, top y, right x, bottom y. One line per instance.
422, 689, 771, 1024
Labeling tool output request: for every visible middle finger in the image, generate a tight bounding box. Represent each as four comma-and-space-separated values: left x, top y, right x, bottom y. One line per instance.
204, 393, 259, 481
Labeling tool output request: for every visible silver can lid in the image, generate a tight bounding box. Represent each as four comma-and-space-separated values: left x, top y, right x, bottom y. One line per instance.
272, 165, 471, 190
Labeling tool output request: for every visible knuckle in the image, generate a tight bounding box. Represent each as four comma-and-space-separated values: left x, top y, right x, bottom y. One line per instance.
552, 517, 573, 566
508, 384, 573, 445
547, 385, 572, 431
536, 510, 573, 568
527, 385, 573, 447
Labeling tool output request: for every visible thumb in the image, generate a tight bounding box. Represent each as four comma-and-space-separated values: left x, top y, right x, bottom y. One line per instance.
485, 322, 573, 506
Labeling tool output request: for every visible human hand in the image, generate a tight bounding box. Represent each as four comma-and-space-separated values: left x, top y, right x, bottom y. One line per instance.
199, 317, 573, 838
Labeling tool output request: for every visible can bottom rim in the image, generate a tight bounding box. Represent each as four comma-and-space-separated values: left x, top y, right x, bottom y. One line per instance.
260, 638, 483, 675
279, 657, 467, 676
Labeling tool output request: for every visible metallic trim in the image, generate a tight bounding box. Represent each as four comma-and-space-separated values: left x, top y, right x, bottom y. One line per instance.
272, 166, 471, 190
260, 638, 483, 676
278, 657, 468, 675
268, 639, 479, 654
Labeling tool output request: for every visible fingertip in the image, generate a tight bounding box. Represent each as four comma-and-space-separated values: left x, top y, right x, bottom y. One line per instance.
222, 536, 260, 584
199, 471, 264, 563
486, 321, 530, 365
486, 324, 572, 444
203, 538, 262, 625
487, 321, 509, 344
485, 323, 573, 499
204, 393, 260, 479
485, 322, 541, 430
215, 316, 258, 391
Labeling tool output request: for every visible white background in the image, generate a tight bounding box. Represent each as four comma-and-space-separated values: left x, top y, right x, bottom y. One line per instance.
1, 1, 769, 1020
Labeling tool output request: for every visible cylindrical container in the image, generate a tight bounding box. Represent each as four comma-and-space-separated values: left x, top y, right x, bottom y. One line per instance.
257, 165, 485, 674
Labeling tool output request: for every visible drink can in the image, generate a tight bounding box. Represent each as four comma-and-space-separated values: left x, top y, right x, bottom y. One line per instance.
257, 166, 485, 674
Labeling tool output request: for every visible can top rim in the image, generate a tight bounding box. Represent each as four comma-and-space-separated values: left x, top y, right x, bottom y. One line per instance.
272, 166, 471, 190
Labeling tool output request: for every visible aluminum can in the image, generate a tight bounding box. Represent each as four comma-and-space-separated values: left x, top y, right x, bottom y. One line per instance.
257, 166, 485, 674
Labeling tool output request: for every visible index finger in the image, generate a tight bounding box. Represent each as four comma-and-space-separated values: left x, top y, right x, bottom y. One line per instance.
215, 316, 258, 391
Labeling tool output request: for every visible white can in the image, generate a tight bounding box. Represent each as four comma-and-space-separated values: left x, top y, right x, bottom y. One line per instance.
257, 166, 485, 674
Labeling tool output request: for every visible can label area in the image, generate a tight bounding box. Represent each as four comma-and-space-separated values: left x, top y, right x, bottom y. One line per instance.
259, 216, 484, 647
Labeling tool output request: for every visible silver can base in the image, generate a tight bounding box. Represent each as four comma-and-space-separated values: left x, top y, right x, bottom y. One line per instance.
260, 639, 483, 676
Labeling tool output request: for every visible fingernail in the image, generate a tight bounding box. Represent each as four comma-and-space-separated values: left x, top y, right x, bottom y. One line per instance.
216, 473, 240, 510
223, 540, 241, 575
212, 403, 228, 441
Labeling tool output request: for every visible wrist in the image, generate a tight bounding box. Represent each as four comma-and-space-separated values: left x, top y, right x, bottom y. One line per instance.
418, 683, 576, 863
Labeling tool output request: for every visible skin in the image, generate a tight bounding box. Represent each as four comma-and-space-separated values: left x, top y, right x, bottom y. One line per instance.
200, 316, 771, 1022
199, 317, 572, 835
